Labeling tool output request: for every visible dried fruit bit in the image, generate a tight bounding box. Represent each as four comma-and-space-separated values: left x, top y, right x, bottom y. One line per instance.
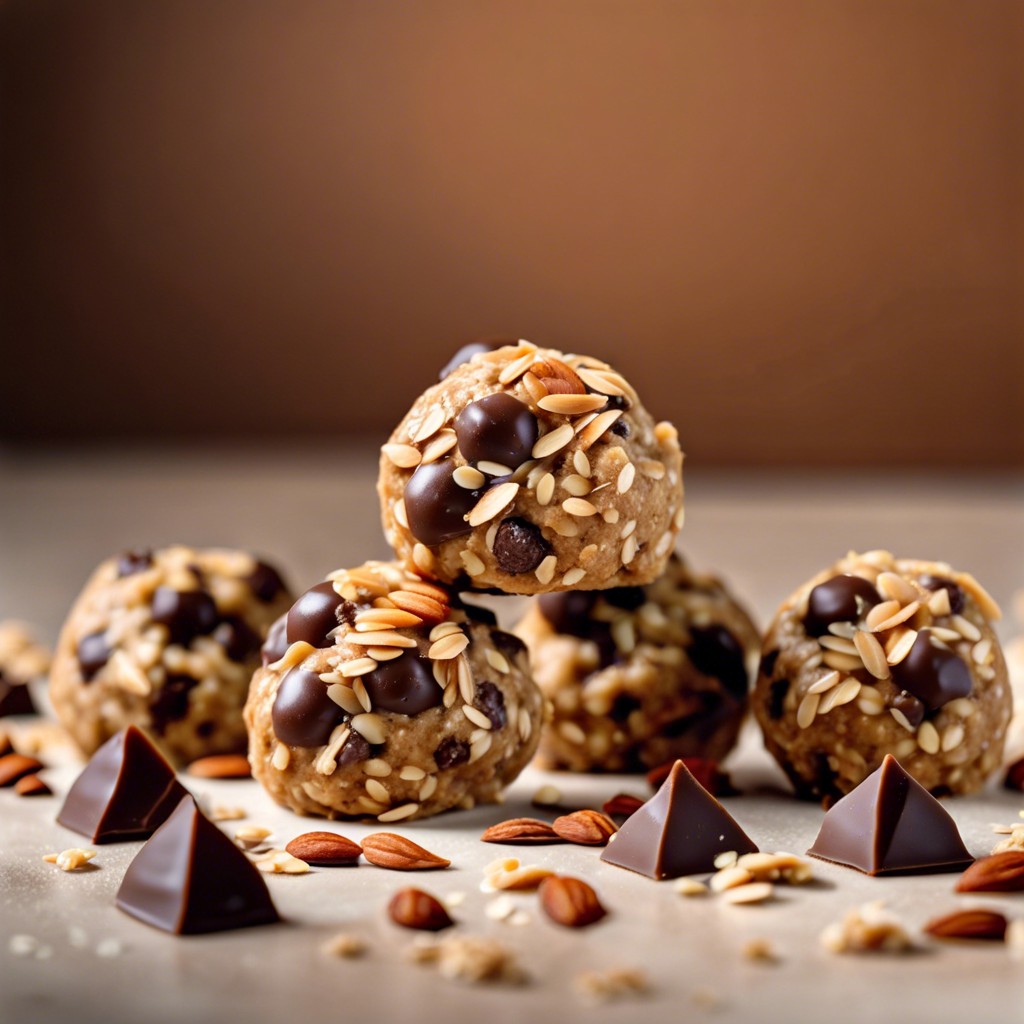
321, 933, 367, 958
285, 831, 363, 866
480, 818, 562, 845
924, 909, 1007, 941
388, 887, 454, 931
602, 793, 644, 820
362, 832, 450, 870
539, 875, 608, 928
552, 809, 617, 846
43, 848, 96, 872
408, 935, 526, 984
573, 967, 649, 1002
820, 902, 913, 954
956, 852, 1024, 893
186, 754, 252, 779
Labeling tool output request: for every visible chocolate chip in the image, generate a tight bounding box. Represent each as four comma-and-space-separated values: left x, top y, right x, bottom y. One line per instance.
271, 668, 344, 747
150, 674, 199, 733
0, 675, 36, 716
434, 737, 470, 770
438, 339, 510, 380
767, 678, 789, 720
335, 732, 371, 767
362, 652, 442, 716
403, 459, 482, 546
116, 549, 153, 577
759, 649, 780, 678
687, 626, 749, 699
610, 693, 642, 722
604, 586, 647, 611
920, 575, 965, 616
537, 592, 599, 635
605, 394, 632, 411
460, 600, 498, 626
454, 393, 538, 470
151, 587, 219, 646
261, 615, 289, 666
77, 631, 111, 681
890, 630, 972, 712
891, 690, 926, 728
286, 582, 344, 648
492, 517, 550, 575
803, 575, 882, 636
610, 418, 630, 437
492, 630, 526, 662
475, 682, 507, 729
212, 616, 262, 663
247, 561, 286, 603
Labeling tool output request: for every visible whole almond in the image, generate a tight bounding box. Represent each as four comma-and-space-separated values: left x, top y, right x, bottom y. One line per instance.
529, 357, 586, 395
0, 753, 43, 787
14, 774, 51, 797
362, 832, 450, 870
285, 831, 363, 866
602, 793, 645, 820
187, 754, 252, 779
924, 909, 1007, 941
480, 818, 563, 845
539, 875, 608, 928
552, 809, 617, 846
387, 887, 453, 931
956, 852, 1024, 893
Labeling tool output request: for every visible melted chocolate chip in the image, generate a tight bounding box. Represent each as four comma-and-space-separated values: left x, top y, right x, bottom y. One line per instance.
286, 582, 344, 649
454, 393, 538, 469
492, 517, 550, 575
920, 575, 965, 616
891, 690, 926, 729
261, 616, 289, 666
475, 682, 507, 729
403, 459, 481, 546
335, 732, 371, 767
890, 630, 972, 712
604, 586, 647, 611
687, 626, 749, 699
213, 616, 262, 663
151, 587, 219, 646
438, 339, 510, 380
77, 631, 112, 681
760, 649, 780, 678
271, 668, 344, 747
768, 678, 789, 720
434, 736, 470, 770
117, 549, 153, 577
492, 630, 526, 661
362, 653, 442, 716
804, 575, 882, 637
247, 561, 286, 603
150, 674, 199, 732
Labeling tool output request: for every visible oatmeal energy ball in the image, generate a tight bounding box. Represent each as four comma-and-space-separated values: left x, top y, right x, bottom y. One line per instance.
50, 547, 292, 765
753, 550, 1010, 800
515, 554, 759, 772
246, 561, 544, 822
378, 340, 684, 594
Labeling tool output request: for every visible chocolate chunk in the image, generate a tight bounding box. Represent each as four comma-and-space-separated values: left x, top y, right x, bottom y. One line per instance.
475, 681, 507, 729
403, 459, 482, 546
759, 649, 780, 677
151, 586, 218, 646
610, 693, 641, 722
803, 575, 882, 636
271, 668, 344, 747
286, 581, 344, 649
213, 616, 261, 663
808, 754, 973, 875
767, 678, 790, 720
0, 672, 37, 716
890, 690, 926, 728
610, 417, 630, 437
537, 592, 599, 635
261, 615, 289, 666
363, 652, 442, 716
454, 393, 538, 470
460, 600, 498, 626
604, 586, 647, 611
117, 549, 153, 577
492, 518, 551, 575
492, 630, 526, 662
890, 630, 972, 712
149, 674, 199, 733
434, 736, 470, 770
920, 574, 965, 616
335, 732, 371, 767
601, 760, 757, 879
77, 631, 111, 682
687, 626, 749, 699
57, 725, 188, 843
247, 560, 287, 603
438, 339, 510, 380
116, 795, 279, 934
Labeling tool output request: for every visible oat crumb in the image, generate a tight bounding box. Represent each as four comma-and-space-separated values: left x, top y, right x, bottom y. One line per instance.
43, 848, 96, 872
407, 935, 525, 984
741, 938, 779, 963
574, 967, 649, 1002
820, 901, 913, 954
322, 933, 367, 958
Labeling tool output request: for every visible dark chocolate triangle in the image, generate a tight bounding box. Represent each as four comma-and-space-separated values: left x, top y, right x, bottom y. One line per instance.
0, 675, 37, 717
600, 760, 758, 879
116, 795, 280, 934
57, 725, 188, 843
808, 754, 973, 875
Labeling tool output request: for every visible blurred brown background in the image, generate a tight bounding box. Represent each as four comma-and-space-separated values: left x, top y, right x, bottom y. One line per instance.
1, 0, 1022, 466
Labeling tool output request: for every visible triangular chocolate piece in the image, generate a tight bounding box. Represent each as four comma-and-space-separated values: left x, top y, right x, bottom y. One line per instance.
808, 754, 973, 875
57, 725, 188, 843
0, 674, 37, 717
116, 795, 279, 934
600, 760, 758, 879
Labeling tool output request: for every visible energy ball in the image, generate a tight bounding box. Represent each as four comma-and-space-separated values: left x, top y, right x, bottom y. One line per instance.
514, 555, 759, 772
752, 550, 1010, 801
50, 546, 291, 765
245, 561, 544, 822
378, 340, 684, 594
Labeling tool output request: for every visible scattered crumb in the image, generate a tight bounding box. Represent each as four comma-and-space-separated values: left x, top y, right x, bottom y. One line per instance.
1007, 919, 1024, 959
741, 938, 779, 963
95, 939, 124, 958
67, 926, 89, 949
234, 826, 273, 852
531, 784, 562, 808
210, 805, 247, 822
674, 878, 709, 897
43, 848, 96, 872
481, 856, 554, 892
321, 933, 368, 959
573, 967, 649, 1003
820, 902, 913, 954
713, 851, 738, 870
408, 935, 526, 984
508, 911, 531, 927
721, 882, 774, 905
254, 849, 309, 875
443, 891, 466, 909
692, 987, 721, 1009
9, 935, 39, 957
484, 896, 517, 922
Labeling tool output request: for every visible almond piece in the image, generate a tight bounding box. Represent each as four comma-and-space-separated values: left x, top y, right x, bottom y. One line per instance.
388, 887, 454, 931
539, 875, 608, 928
186, 754, 252, 779
480, 818, 563, 845
14, 774, 51, 797
955, 852, 1024, 892
285, 831, 363, 866
0, 753, 43, 787
602, 793, 645, 820
362, 833, 451, 870
924, 909, 1007, 941
551, 809, 617, 846
529, 357, 587, 395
